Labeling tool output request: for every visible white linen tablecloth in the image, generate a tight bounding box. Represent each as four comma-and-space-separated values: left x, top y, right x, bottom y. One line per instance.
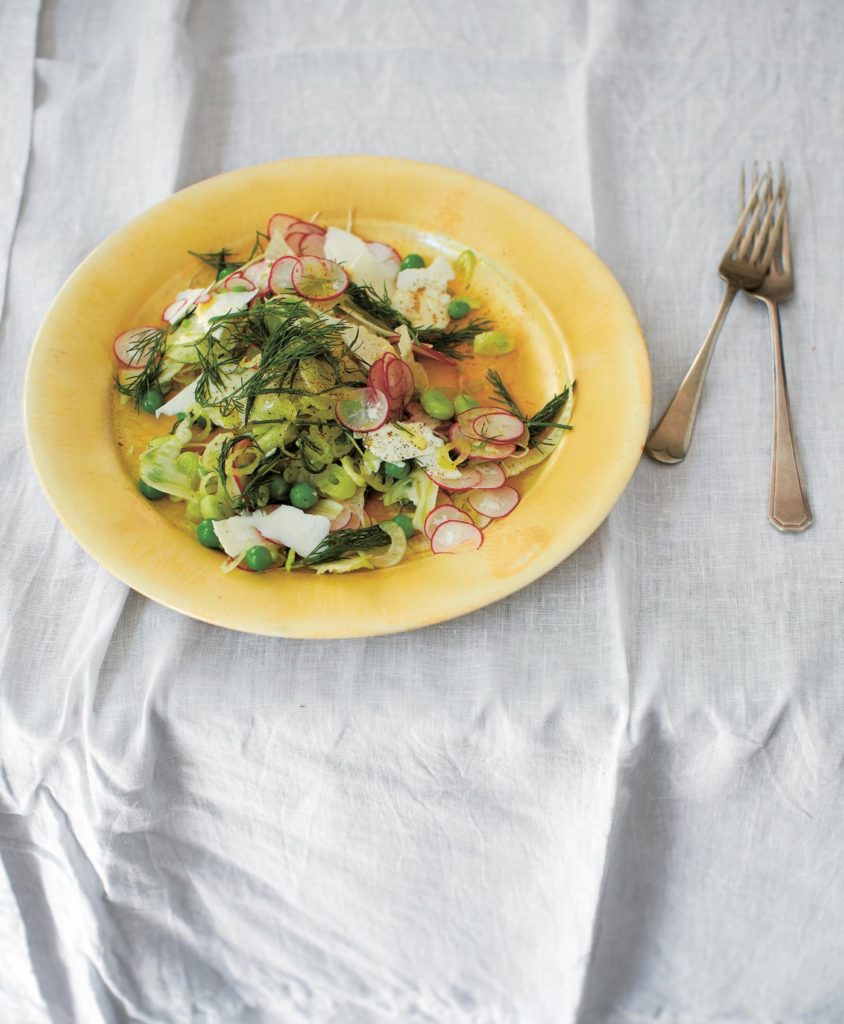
2, 1, 843, 1021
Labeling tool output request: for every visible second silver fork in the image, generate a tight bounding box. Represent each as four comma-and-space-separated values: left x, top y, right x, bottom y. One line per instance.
744, 171, 812, 532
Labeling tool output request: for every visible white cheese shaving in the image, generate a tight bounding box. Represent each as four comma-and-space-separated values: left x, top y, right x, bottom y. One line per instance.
251, 506, 329, 558
212, 517, 264, 558
212, 506, 330, 560
362, 421, 460, 478
323, 226, 398, 295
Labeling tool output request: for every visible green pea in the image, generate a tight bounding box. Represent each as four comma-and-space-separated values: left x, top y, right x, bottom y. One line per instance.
138, 479, 165, 500
392, 514, 414, 539
447, 298, 471, 320
141, 389, 165, 414
420, 388, 455, 421
290, 482, 318, 510
399, 253, 425, 271
176, 412, 187, 421
197, 519, 221, 549
453, 393, 479, 414
384, 461, 410, 479
245, 545, 273, 572
268, 475, 290, 501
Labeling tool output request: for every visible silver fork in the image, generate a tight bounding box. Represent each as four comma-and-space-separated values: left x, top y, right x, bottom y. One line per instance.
744, 170, 812, 532
646, 170, 780, 463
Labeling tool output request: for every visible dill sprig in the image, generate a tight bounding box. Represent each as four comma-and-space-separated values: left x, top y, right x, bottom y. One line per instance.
189, 247, 240, 279
485, 369, 575, 447
526, 384, 574, 445
192, 299, 353, 421
486, 370, 524, 418
342, 282, 488, 357
299, 524, 389, 566
415, 318, 492, 356
189, 232, 267, 281
114, 327, 169, 409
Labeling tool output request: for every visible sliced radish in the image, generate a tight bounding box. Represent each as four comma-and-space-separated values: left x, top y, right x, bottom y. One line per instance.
456, 406, 517, 440
385, 357, 414, 405
430, 520, 484, 554
467, 485, 520, 519
221, 271, 254, 292
269, 255, 300, 293
161, 297, 187, 324
469, 411, 525, 444
367, 241, 401, 264
267, 213, 301, 238
284, 232, 307, 255
368, 352, 413, 416
425, 465, 483, 492
113, 326, 158, 368
424, 504, 472, 540
329, 507, 353, 532
335, 387, 389, 432
285, 219, 326, 237
292, 256, 349, 301
448, 424, 516, 461
242, 259, 273, 290
295, 233, 326, 258
472, 461, 507, 489
411, 343, 461, 366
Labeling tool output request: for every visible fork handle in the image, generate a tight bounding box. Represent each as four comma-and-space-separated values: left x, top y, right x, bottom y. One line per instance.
645, 285, 737, 463
765, 298, 812, 531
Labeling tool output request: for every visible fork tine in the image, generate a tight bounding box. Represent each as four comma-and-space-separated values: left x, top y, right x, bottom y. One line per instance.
747, 174, 776, 264
726, 171, 767, 257
779, 168, 792, 276
735, 171, 771, 259
759, 178, 788, 272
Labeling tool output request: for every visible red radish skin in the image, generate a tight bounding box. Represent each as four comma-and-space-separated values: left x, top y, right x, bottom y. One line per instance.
296, 233, 326, 258
369, 352, 414, 416
411, 343, 461, 366
424, 505, 473, 540
425, 466, 483, 492
448, 424, 516, 461
291, 256, 349, 301
242, 260, 273, 289
467, 485, 520, 519
285, 220, 326, 237
469, 411, 524, 444
113, 327, 159, 368
456, 407, 520, 442
335, 387, 389, 433
222, 271, 254, 292
430, 520, 484, 554
267, 213, 301, 238
161, 298, 187, 324
284, 232, 309, 255
269, 256, 300, 293
472, 462, 507, 489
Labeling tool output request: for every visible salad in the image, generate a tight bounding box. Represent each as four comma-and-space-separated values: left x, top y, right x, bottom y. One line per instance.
113, 213, 574, 574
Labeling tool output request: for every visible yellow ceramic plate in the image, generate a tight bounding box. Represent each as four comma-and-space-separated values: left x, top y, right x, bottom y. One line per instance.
24, 156, 650, 638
